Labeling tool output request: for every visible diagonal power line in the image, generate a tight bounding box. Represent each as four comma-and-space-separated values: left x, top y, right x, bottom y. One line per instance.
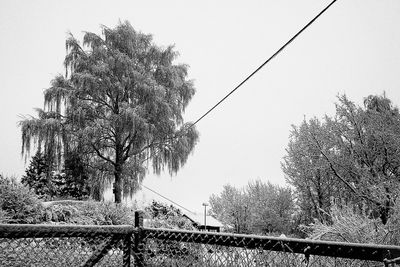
141, 184, 195, 214
142, 0, 338, 166
145, 0, 338, 160
139, 0, 338, 204
190, 0, 338, 127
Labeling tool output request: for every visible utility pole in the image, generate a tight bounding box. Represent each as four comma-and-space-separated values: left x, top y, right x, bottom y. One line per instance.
202, 203, 208, 231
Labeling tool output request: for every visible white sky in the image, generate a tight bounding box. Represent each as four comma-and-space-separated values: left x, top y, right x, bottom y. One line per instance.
1, 0, 400, 213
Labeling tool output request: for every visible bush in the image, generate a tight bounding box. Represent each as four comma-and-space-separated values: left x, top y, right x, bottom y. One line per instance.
42, 200, 135, 225
0, 205, 9, 223
144, 201, 195, 230
0, 174, 43, 223
80, 201, 135, 225
306, 201, 387, 244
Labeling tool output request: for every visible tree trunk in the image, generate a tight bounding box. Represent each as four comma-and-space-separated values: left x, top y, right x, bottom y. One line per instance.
114, 132, 124, 204
379, 206, 388, 225
379, 188, 392, 225
114, 168, 122, 203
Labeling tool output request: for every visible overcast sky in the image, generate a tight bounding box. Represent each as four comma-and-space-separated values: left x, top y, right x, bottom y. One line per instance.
1, 0, 400, 213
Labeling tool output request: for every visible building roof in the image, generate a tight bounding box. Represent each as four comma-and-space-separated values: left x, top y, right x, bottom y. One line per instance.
182, 211, 225, 228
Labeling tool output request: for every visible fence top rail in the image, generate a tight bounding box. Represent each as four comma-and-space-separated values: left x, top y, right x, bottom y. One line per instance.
0, 224, 136, 238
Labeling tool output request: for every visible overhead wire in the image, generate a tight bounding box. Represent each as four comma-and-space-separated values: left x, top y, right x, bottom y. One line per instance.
190, 0, 338, 127
141, 184, 195, 214
139, 0, 338, 210
148, 0, 339, 152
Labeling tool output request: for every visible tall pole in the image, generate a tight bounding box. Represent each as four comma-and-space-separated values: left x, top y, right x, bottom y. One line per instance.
202, 203, 208, 231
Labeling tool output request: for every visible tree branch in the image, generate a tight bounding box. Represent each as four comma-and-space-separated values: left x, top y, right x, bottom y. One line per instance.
91, 144, 115, 166
309, 127, 381, 206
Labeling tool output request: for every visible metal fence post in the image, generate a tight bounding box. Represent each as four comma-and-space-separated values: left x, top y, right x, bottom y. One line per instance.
134, 211, 144, 267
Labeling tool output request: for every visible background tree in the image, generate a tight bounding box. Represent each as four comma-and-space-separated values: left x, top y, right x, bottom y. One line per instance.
282, 118, 352, 225
209, 181, 295, 234
282, 94, 400, 224
20, 21, 199, 203
329, 94, 400, 223
209, 184, 251, 233
246, 180, 295, 234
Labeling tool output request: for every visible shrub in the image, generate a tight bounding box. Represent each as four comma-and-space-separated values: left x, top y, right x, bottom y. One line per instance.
144, 201, 195, 230
0, 174, 43, 224
98, 202, 135, 225
77, 201, 135, 225
0, 203, 9, 223
306, 201, 387, 244
42, 200, 135, 225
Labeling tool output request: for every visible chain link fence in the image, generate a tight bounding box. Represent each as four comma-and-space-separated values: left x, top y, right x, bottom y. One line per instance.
1, 211, 400, 266
0, 224, 133, 266
137, 228, 400, 267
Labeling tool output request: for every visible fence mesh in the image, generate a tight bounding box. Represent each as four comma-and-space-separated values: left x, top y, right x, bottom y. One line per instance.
0, 235, 126, 266
0, 224, 133, 267
1, 222, 400, 266
137, 229, 389, 267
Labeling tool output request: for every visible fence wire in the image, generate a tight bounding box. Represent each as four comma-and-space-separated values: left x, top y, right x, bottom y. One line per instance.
141, 238, 379, 267
1, 220, 400, 267
136, 228, 399, 267
0, 224, 134, 267
0, 236, 127, 266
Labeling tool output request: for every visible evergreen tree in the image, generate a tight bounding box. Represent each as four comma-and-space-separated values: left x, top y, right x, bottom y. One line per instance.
21, 151, 52, 198
22, 150, 91, 200
62, 151, 90, 199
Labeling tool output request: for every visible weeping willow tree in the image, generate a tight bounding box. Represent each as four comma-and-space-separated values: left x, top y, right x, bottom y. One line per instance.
20, 21, 199, 203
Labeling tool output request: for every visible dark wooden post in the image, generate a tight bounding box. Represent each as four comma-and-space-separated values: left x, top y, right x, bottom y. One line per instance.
123, 232, 132, 267
134, 211, 144, 267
